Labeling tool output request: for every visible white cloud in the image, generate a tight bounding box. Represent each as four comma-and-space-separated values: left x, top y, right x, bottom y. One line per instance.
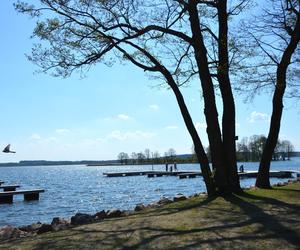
55, 128, 70, 134
165, 125, 178, 130
149, 104, 159, 110
45, 137, 58, 143
195, 122, 206, 130
118, 114, 130, 120
29, 133, 41, 140
106, 130, 155, 141
247, 111, 269, 123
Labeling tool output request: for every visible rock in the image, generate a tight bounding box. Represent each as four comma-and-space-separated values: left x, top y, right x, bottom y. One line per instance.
51, 217, 70, 231
37, 224, 52, 234
71, 213, 94, 225
106, 209, 123, 218
94, 210, 107, 220
173, 194, 187, 202
0, 226, 23, 240
134, 203, 146, 211
157, 197, 172, 205
19, 222, 42, 232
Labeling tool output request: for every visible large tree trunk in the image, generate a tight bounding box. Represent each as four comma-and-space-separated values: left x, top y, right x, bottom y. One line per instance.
163, 71, 216, 195
187, 1, 229, 193
256, 84, 284, 188
217, 1, 241, 192
256, 16, 300, 188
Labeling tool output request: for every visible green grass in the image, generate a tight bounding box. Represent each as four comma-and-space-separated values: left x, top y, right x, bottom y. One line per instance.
1, 182, 300, 249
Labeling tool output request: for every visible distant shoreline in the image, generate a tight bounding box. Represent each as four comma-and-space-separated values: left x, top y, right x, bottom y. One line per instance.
0, 155, 299, 167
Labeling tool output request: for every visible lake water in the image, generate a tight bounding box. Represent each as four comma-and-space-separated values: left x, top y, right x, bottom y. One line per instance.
0, 158, 299, 227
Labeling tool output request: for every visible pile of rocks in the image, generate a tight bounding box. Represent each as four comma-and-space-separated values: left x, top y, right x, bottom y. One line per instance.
0, 208, 124, 241
0, 193, 194, 241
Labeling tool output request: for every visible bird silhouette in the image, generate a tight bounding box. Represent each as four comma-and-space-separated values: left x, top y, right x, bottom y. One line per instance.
2, 144, 16, 153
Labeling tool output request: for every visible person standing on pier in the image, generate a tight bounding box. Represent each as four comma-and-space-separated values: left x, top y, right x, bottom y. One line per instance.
165, 163, 168, 172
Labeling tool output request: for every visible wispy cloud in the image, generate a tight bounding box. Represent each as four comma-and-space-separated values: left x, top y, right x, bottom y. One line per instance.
117, 114, 131, 120
55, 128, 70, 134
45, 137, 58, 143
247, 111, 269, 123
195, 122, 206, 130
165, 125, 178, 130
149, 104, 159, 111
106, 130, 155, 141
29, 133, 41, 140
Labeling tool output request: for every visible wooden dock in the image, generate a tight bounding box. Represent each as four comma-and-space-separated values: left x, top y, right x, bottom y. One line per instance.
103, 171, 153, 177
0, 181, 45, 203
0, 189, 45, 203
103, 170, 299, 179
0, 185, 20, 191
103, 171, 199, 178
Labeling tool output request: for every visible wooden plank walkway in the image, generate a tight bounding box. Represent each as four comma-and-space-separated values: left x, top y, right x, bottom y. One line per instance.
103, 171, 154, 177
103, 170, 299, 179
0, 189, 45, 203
0, 185, 20, 191
103, 171, 198, 178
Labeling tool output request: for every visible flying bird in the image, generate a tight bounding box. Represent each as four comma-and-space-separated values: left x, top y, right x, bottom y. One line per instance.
2, 144, 16, 153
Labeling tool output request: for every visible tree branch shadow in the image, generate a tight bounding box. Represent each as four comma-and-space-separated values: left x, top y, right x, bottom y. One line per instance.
223, 192, 300, 247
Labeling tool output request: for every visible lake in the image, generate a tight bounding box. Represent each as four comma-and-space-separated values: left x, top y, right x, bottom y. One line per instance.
0, 158, 299, 227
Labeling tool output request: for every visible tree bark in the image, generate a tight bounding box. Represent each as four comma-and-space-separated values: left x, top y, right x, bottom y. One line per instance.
256, 16, 300, 188
187, 1, 229, 192
217, 1, 241, 192
163, 70, 216, 195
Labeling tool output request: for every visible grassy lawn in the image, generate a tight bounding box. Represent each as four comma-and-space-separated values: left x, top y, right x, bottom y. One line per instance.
1, 182, 300, 249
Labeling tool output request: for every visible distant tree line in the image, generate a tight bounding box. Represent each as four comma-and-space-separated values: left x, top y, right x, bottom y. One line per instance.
236, 135, 294, 162
117, 148, 196, 165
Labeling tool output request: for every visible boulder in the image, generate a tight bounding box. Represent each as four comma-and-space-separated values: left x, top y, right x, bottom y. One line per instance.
51, 217, 70, 231
0, 226, 23, 240
106, 209, 123, 218
71, 213, 94, 225
94, 210, 107, 220
37, 224, 52, 234
134, 203, 146, 211
19, 222, 42, 232
157, 197, 172, 205
173, 194, 187, 202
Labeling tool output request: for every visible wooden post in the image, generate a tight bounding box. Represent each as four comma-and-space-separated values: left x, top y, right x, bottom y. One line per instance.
24, 193, 39, 201
0, 195, 13, 203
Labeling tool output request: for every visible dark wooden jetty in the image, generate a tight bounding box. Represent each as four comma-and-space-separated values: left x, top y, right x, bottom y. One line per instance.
103, 170, 300, 179
239, 170, 298, 179
0, 189, 45, 203
103, 171, 153, 177
0, 185, 20, 191
103, 171, 198, 178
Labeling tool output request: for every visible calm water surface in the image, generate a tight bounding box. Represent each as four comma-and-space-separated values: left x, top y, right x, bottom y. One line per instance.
0, 158, 299, 226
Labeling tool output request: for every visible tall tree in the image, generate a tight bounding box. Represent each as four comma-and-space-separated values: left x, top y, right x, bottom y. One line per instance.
236, 0, 299, 188
16, 0, 248, 194
250, 0, 300, 188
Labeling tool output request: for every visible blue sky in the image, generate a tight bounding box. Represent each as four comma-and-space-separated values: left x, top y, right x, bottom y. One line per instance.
0, 1, 299, 163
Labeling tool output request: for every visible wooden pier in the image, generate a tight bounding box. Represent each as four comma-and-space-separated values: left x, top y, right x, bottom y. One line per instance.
0, 180, 45, 203
103, 171, 153, 177
0, 185, 20, 191
0, 189, 45, 203
103, 170, 299, 179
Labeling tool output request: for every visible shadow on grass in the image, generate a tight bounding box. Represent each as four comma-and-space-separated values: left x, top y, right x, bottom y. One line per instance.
223, 192, 300, 247
2, 190, 300, 249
